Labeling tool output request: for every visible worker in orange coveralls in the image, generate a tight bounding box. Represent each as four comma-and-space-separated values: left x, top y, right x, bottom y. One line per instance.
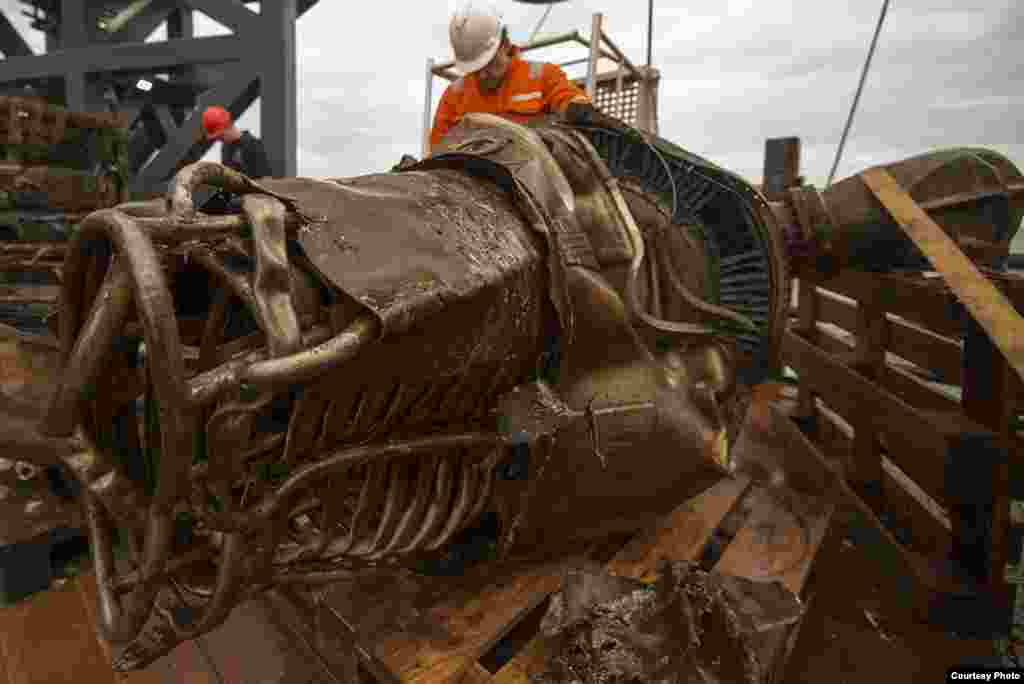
429, 2, 595, 151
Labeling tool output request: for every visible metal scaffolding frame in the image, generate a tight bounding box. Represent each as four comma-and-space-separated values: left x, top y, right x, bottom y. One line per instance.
422, 12, 660, 156
0, 0, 317, 196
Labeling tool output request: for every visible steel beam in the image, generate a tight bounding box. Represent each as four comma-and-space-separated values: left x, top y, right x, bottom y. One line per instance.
167, 5, 196, 123
186, 0, 262, 36
101, 0, 179, 44
59, 0, 88, 111
0, 10, 34, 57
132, 62, 260, 194
0, 35, 245, 82
259, 0, 297, 177
3, 0, 319, 190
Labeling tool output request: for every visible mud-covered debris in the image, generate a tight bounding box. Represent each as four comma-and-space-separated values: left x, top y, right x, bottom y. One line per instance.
528, 561, 804, 684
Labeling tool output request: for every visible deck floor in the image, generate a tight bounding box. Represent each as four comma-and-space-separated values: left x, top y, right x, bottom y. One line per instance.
0, 516, 1000, 684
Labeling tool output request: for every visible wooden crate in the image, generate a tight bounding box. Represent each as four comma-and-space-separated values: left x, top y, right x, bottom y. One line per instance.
257, 463, 834, 684
785, 267, 1023, 628
0, 97, 124, 148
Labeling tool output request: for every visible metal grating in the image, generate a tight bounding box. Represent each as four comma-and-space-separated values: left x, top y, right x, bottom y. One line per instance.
571, 75, 642, 127
593, 79, 640, 126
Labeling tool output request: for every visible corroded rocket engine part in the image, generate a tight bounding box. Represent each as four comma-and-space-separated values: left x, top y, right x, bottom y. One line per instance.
770, 148, 1024, 274
32, 118, 788, 670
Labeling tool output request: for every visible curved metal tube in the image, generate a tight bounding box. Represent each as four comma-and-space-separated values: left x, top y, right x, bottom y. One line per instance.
186, 248, 261, 319
251, 432, 505, 522
44, 208, 195, 644
240, 313, 380, 389
40, 259, 134, 437
167, 161, 298, 218
186, 324, 334, 406
116, 198, 169, 218
241, 194, 302, 358
559, 129, 719, 335
562, 128, 760, 335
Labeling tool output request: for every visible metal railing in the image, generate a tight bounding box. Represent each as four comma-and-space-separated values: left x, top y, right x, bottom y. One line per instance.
421, 12, 660, 156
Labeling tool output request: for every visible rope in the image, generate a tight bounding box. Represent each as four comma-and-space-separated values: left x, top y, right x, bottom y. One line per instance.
826, 0, 891, 188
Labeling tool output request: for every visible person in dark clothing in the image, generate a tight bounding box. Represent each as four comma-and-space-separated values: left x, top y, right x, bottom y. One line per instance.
201, 106, 273, 179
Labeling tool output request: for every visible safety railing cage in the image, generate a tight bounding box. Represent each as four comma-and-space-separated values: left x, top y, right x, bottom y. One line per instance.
421, 12, 660, 156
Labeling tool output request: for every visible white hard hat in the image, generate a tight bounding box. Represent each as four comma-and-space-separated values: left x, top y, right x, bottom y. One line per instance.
449, 2, 505, 75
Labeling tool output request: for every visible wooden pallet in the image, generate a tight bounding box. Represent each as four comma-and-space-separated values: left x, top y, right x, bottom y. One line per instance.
267, 440, 836, 684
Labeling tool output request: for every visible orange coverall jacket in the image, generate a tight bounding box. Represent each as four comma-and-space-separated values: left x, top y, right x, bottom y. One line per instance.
430, 48, 590, 149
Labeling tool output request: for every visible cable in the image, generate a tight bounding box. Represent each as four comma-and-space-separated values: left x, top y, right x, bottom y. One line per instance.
646, 0, 654, 67
825, 0, 891, 188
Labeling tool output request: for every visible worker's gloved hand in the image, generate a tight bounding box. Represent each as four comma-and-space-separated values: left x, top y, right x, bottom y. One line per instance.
563, 101, 633, 136
563, 101, 600, 126
391, 154, 419, 172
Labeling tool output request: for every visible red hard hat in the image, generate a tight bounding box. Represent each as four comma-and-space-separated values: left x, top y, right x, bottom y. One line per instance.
202, 106, 232, 139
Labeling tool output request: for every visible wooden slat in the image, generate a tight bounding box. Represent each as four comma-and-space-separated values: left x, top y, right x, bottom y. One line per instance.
861, 167, 1024, 385
885, 317, 962, 385
808, 324, 962, 414
713, 487, 833, 595
795, 279, 821, 418
323, 557, 581, 684
813, 284, 964, 385
959, 317, 1015, 603
197, 598, 336, 684
850, 297, 887, 497
605, 476, 753, 582
812, 270, 962, 339
492, 477, 752, 683
815, 286, 857, 332
0, 579, 118, 684
262, 587, 366, 683
783, 329, 955, 506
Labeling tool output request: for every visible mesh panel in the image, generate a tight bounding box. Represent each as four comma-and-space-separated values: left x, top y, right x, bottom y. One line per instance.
572, 76, 641, 127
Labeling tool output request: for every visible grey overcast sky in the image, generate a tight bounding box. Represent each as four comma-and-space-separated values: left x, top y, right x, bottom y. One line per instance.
2, 0, 1021, 187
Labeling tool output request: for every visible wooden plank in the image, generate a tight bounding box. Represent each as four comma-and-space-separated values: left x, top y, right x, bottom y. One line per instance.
763, 406, 947, 592
262, 586, 366, 683
492, 477, 753, 683
815, 287, 857, 333
0, 578, 118, 684
492, 477, 753, 684
861, 167, 1024, 385
808, 324, 962, 415
76, 573, 209, 684
322, 556, 581, 684
709, 413, 835, 684
885, 317, 962, 385
74, 579, 163, 684
606, 476, 753, 582
806, 398, 955, 558
794, 279, 821, 418
851, 298, 887, 497
784, 329, 952, 506
959, 317, 1014, 608
197, 597, 336, 684
813, 286, 963, 385
812, 270, 962, 339
714, 487, 833, 596
458, 664, 494, 684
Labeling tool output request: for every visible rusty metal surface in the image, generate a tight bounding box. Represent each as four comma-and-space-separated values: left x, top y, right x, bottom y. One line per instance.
816, 148, 1024, 271
530, 561, 804, 684
274, 168, 546, 338
23, 117, 802, 672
